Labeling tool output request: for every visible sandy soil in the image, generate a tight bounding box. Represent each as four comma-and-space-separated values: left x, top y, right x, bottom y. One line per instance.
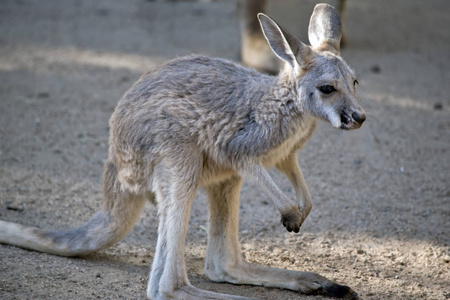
0, 0, 449, 299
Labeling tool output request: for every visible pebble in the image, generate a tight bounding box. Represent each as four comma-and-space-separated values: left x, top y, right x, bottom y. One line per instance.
433, 103, 443, 110
371, 64, 381, 74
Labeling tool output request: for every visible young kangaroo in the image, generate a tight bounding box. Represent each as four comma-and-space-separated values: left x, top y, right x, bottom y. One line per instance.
0, 4, 365, 300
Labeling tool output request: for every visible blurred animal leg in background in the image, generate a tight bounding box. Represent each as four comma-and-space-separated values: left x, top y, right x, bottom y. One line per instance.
238, 0, 347, 74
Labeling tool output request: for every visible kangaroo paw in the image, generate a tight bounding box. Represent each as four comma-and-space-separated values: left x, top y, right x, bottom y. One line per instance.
280, 206, 303, 233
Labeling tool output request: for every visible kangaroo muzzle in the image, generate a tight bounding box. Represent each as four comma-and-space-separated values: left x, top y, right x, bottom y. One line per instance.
340, 109, 366, 130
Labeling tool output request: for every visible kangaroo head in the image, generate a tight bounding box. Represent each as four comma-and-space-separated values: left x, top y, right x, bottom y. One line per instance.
258, 4, 366, 130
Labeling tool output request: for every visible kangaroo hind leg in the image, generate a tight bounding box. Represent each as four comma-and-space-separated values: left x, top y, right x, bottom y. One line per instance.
147, 159, 252, 300
204, 176, 359, 299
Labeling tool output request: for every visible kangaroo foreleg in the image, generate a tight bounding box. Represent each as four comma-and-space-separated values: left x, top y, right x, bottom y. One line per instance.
275, 152, 313, 218
243, 163, 305, 232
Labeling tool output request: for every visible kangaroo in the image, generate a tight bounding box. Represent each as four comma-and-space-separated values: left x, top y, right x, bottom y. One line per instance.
0, 4, 365, 300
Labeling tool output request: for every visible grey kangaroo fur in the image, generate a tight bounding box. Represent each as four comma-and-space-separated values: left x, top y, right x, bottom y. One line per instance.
0, 4, 365, 300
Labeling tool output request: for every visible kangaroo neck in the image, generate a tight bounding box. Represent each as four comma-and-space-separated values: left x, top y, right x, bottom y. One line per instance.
250, 72, 304, 129
228, 72, 313, 160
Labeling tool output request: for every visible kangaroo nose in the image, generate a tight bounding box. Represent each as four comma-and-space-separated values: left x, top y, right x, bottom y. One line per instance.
352, 111, 366, 125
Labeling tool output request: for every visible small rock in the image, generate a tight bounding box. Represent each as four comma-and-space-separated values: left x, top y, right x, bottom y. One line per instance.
37, 92, 50, 98
281, 256, 295, 264
371, 64, 381, 74
118, 76, 130, 84
353, 159, 363, 166
434, 102, 443, 110
6, 205, 24, 212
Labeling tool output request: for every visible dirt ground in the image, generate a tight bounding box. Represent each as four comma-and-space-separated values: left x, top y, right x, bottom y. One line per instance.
0, 0, 449, 299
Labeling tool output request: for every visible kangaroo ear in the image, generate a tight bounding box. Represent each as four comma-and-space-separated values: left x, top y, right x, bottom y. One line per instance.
258, 13, 312, 71
308, 3, 342, 54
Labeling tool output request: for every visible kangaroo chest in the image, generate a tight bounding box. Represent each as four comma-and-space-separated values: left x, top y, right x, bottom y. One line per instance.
261, 117, 316, 167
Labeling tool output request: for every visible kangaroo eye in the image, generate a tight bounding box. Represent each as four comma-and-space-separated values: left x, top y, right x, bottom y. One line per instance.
318, 85, 336, 95
353, 79, 359, 87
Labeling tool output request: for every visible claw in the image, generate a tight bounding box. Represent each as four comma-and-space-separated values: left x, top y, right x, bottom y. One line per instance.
316, 282, 360, 299
280, 207, 303, 233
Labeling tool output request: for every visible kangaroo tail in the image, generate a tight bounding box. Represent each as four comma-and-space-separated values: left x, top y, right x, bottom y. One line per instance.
0, 212, 117, 256
0, 160, 147, 257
